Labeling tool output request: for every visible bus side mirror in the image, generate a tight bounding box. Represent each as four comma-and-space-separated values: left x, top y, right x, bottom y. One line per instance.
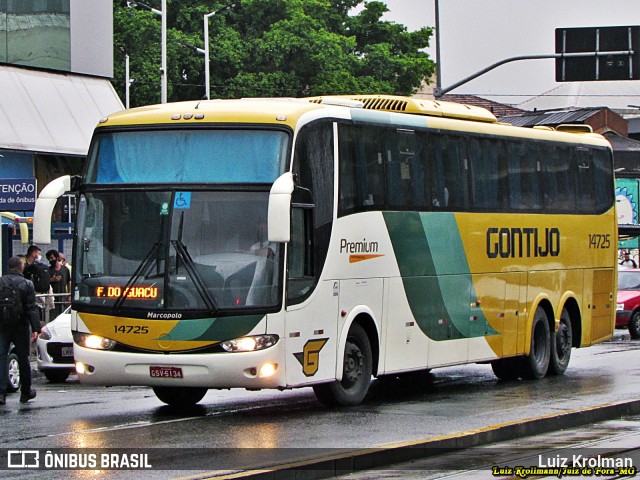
268, 172, 294, 243
33, 175, 72, 245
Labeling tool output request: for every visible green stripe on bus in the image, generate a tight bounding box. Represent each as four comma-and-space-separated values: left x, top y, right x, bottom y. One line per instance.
157, 315, 264, 342
383, 211, 496, 340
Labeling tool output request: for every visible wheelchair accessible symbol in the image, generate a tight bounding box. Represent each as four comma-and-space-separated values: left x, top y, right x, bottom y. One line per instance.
174, 192, 191, 209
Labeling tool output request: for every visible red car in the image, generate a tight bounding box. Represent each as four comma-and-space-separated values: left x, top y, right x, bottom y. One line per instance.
616, 268, 640, 338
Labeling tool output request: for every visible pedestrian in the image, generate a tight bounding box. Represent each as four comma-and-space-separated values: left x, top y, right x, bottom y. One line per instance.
23, 245, 53, 322
46, 249, 71, 319
620, 251, 638, 268
58, 251, 72, 276
0, 256, 42, 404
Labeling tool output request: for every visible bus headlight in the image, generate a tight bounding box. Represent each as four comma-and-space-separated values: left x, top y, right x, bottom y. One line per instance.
73, 332, 117, 350
221, 334, 279, 352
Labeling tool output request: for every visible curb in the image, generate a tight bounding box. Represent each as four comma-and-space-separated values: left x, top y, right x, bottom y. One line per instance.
216, 398, 640, 480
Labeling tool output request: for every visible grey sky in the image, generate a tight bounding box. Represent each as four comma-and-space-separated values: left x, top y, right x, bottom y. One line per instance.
380, 0, 640, 106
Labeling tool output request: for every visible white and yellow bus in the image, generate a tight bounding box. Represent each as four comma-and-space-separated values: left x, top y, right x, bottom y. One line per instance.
35, 95, 616, 406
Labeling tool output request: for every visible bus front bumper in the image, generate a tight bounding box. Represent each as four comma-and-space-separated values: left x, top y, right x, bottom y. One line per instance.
73, 344, 285, 390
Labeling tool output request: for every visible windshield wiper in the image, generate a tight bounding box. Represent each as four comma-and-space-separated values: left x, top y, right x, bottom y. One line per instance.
113, 242, 160, 312
171, 212, 217, 313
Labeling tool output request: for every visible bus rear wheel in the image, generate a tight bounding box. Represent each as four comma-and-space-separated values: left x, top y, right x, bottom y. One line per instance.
548, 308, 572, 375
521, 307, 551, 379
152, 387, 207, 407
313, 323, 372, 407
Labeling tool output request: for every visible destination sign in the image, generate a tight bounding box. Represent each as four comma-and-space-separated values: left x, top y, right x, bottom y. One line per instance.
95, 286, 159, 299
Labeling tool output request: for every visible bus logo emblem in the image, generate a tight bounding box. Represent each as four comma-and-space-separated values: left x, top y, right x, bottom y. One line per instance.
294, 338, 328, 377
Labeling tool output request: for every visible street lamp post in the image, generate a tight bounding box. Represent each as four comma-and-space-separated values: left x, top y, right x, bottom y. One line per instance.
127, 0, 167, 103
161, 0, 166, 103
204, 2, 236, 100
125, 54, 130, 108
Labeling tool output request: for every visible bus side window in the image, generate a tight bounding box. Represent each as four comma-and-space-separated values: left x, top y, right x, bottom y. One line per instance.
287, 205, 314, 304
507, 140, 541, 211
338, 124, 385, 213
541, 144, 575, 212
470, 137, 504, 210
575, 147, 596, 212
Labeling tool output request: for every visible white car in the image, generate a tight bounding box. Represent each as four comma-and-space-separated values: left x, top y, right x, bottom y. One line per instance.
36, 307, 75, 382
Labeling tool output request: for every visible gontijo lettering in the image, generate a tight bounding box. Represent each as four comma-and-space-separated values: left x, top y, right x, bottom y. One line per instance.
486, 227, 560, 258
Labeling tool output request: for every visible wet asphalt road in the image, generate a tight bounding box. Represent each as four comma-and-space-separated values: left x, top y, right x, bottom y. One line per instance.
1, 329, 639, 479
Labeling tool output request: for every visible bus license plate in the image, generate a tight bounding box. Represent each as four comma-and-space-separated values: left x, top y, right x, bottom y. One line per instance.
150, 366, 183, 378
61, 346, 73, 357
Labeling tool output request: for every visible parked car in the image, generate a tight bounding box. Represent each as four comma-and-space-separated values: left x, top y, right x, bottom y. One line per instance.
36, 307, 75, 382
616, 268, 640, 339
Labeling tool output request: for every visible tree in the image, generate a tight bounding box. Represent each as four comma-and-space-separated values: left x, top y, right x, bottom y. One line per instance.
113, 0, 434, 107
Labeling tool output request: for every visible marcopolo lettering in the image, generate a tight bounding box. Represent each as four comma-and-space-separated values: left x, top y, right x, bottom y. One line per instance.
486, 227, 560, 258
340, 238, 379, 254
147, 312, 182, 319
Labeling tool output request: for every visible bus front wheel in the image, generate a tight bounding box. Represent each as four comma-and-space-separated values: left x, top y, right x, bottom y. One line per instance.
313, 323, 372, 407
521, 307, 551, 379
548, 308, 572, 375
153, 387, 208, 407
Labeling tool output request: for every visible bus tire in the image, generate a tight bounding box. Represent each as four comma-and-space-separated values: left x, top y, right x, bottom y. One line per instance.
548, 308, 572, 375
491, 358, 521, 380
153, 387, 207, 407
313, 323, 372, 407
628, 311, 640, 339
521, 307, 551, 379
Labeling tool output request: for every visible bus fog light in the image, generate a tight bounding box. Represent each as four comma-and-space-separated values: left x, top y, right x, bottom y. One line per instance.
221, 334, 279, 352
75, 362, 94, 374
258, 363, 277, 378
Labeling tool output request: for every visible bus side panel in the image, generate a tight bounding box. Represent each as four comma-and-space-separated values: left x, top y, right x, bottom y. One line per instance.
590, 268, 615, 344
383, 277, 430, 373
505, 271, 527, 356
469, 273, 505, 360
284, 279, 340, 388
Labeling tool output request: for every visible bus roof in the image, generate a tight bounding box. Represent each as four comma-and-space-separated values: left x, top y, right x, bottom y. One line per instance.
97, 95, 611, 148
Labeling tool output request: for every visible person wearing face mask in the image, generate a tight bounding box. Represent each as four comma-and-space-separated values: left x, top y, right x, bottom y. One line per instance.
45, 250, 70, 320
24, 245, 53, 323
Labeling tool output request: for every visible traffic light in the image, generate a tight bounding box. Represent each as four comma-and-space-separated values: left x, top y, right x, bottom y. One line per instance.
555, 26, 640, 81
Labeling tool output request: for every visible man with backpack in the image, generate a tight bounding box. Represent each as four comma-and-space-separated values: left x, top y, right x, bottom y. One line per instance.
0, 256, 42, 404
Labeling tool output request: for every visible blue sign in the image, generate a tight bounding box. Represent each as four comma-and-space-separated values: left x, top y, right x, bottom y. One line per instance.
174, 192, 191, 209
0, 178, 37, 212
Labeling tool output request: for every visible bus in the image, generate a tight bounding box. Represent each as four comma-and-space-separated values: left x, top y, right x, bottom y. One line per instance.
34, 95, 616, 407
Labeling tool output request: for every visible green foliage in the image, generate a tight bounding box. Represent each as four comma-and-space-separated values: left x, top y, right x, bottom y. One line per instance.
113, 0, 434, 107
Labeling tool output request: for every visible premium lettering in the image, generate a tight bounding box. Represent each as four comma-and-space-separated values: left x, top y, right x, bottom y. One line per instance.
486, 227, 560, 258
340, 238, 379, 254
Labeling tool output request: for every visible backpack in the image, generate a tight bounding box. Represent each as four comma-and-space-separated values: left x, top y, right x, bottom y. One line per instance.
25, 262, 50, 294
0, 277, 23, 326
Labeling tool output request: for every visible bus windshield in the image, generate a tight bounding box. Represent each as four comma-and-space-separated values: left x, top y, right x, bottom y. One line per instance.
85, 129, 289, 184
74, 190, 281, 314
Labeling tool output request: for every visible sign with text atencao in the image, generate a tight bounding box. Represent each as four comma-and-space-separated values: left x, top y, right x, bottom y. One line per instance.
0, 179, 37, 211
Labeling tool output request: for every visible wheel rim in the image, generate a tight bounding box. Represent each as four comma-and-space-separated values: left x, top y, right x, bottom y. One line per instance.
342, 342, 364, 388
8, 358, 20, 389
634, 315, 640, 332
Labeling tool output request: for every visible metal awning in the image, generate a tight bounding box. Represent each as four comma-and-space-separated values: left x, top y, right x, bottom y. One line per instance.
0, 65, 123, 156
